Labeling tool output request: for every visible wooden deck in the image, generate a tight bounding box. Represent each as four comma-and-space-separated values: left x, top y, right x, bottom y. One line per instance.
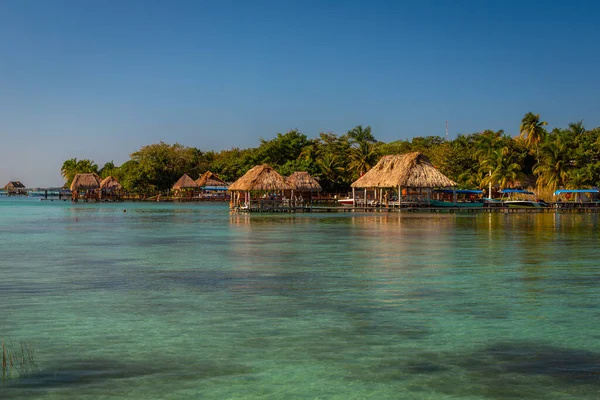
232, 205, 600, 213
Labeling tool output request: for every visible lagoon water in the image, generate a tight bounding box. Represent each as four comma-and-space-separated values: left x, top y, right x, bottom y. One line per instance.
1, 197, 600, 399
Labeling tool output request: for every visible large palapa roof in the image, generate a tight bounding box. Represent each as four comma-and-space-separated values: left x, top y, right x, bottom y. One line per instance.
228, 164, 292, 191
286, 171, 322, 192
70, 173, 102, 191
172, 174, 199, 190
195, 171, 227, 187
351, 152, 457, 188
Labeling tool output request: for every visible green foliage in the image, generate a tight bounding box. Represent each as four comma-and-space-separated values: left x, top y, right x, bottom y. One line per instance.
61, 158, 99, 186
59, 116, 600, 195
130, 142, 199, 191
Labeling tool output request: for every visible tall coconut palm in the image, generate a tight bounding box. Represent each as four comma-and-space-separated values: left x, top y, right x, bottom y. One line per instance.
347, 125, 376, 144
61, 158, 78, 182
316, 152, 345, 188
533, 134, 570, 192
480, 147, 525, 190
348, 141, 378, 178
519, 112, 548, 162
474, 130, 504, 195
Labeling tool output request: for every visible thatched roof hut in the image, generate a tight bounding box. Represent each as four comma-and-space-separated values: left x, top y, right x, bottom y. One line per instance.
4, 181, 25, 190
70, 173, 102, 191
352, 152, 457, 188
196, 171, 227, 188
100, 176, 123, 191
172, 174, 198, 190
228, 164, 293, 192
286, 171, 322, 192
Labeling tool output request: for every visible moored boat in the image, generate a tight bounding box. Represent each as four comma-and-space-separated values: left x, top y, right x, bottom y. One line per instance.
430, 189, 485, 208
500, 189, 547, 208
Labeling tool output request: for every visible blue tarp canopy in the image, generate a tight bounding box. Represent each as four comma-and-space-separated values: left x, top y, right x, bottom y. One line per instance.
499, 189, 534, 194
435, 189, 483, 194
554, 189, 599, 195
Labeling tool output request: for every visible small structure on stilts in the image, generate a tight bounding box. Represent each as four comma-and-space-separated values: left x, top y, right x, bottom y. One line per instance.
351, 152, 457, 208
228, 164, 293, 212
172, 174, 199, 201
285, 171, 322, 210
195, 171, 229, 200
99, 176, 124, 201
3, 181, 27, 196
70, 173, 102, 202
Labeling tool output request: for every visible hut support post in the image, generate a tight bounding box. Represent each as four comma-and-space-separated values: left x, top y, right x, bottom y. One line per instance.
352, 187, 355, 207
364, 189, 367, 208
398, 185, 402, 207
453, 189, 457, 205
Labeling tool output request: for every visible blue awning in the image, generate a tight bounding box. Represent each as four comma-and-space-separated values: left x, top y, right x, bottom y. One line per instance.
554, 189, 599, 195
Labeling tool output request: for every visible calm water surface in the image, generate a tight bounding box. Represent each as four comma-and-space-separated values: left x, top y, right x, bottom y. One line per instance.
1, 197, 600, 399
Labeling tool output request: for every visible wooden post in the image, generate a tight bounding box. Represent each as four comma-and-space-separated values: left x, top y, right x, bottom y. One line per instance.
399, 185, 402, 207
352, 187, 356, 207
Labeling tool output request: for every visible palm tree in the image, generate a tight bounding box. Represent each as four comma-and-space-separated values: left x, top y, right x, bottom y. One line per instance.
347, 125, 376, 144
316, 152, 345, 188
474, 130, 504, 195
533, 134, 570, 192
348, 141, 378, 178
61, 158, 78, 185
568, 120, 585, 136
481, 147, 525, 190
519, 112, 548, 162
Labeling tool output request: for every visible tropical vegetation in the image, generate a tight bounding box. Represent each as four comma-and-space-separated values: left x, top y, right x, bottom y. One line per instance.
60, 114, 600, 196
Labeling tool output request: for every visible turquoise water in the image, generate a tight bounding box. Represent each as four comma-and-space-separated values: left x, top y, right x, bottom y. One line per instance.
1, 197, 600, 399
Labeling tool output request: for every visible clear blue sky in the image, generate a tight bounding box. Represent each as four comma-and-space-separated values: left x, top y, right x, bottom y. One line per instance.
1, 0, 599, 187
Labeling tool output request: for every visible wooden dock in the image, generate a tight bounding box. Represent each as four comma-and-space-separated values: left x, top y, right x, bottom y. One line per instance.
232, 205, 600, 213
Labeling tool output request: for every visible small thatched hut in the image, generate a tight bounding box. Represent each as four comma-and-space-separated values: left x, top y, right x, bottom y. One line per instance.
99, 176, 123, 200
172, 174, 198, 190
196, 171, 227, 188
228, 164, 292, 210
70, 173, 102, 202
286, 171, 321, 207
351, 152, 456, 206
4, 181, 27, 195
172, 174, 198, 200
70, 173, 101, 191
195, 171, 228, 200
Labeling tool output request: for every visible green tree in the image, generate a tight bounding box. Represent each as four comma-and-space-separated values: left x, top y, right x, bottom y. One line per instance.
519, 112, 548, 161
481, 147, 525, 190
61, 158, 78, 185
130, 142, 199, 191
533, 133, 570, 191
99, 161, 117, 179
347, 125, 376, 144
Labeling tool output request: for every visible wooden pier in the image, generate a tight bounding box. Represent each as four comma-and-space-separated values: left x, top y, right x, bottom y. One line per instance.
232, 205, 600, 214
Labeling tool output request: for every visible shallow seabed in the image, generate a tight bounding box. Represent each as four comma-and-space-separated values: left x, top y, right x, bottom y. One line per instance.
1, 197, 600, 399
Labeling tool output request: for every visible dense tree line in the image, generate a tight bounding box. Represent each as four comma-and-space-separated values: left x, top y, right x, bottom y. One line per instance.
61, 113, 600, 196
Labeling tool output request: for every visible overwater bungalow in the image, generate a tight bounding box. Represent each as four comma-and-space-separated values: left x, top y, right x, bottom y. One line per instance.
351, 152, 457, 207
3, 181, 27, 196
286, 171, 322, 207
228, 164, 293, 211
70, 173, 102, 202
99, 176, 124, 201
195, 171, 229, 200
172, 174, 198, 200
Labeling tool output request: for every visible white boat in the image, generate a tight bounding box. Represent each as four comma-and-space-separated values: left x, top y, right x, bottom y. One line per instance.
500, 189, 547, 208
